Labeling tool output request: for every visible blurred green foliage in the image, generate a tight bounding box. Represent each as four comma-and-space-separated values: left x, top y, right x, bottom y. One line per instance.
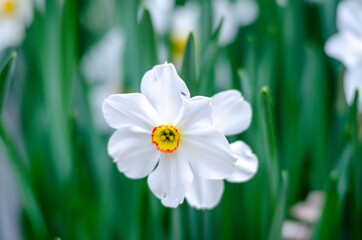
0, 0, 361, 239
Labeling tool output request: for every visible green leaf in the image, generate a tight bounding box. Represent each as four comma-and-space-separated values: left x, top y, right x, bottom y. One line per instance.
300, 43, 329, 193
138, 8, 158, 76
210, 17, 224, 44
350, 90, 362, 211
312, 172, 342, 240
333, 144, 353, 204
181, 32, 197, 96
349, 90, 359, 144
0, 51, 17, 115
40, 0, 73, 185
260, 86, 279, 204
267, 171, 288, 240
198, 19, 223, 96
0, 52, 47, 236
238, 69, 252, 101
170, 208, 183, 240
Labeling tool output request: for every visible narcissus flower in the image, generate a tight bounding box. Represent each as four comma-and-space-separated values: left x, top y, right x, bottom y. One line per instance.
325, 0, 362, 111
103, 63, 238, 208
186, 90, 258, 209
0, 0, 33, 52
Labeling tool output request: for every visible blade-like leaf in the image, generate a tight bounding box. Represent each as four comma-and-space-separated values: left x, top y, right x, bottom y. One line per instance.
139, 8, 158, 75
238, 69, 252, 101
312, 172, 342, 240
181, 32, 197, 96
0, 51, 17, 114
267, 171, 289, 240
260, 86, 279, 204
198, 19, 223, 96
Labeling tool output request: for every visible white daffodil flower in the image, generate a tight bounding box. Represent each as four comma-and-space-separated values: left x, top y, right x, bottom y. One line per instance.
325, 0, 362, 111
186, 90, 258, 209
0, 0, 33, 52
81, 27, 125, 130
103, 63, 238, 208
213, 0, 259, 46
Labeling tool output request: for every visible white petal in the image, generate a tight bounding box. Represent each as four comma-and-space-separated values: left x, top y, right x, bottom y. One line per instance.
108, 126, 160, 179
0, 21, 24, 51
147, 151, 193, 208
174, 96, 212, 132
140, 63, 190, 123
226, 141, 258, 183
233, 0, 259, 26
102, 93, 159, 130
186, 175, 224, 210
211, 90, 252, 136
18, 0, 34, 26
337, 0, 362, 36
344, 67, 362, 112
181, 128, 237, 179
325, 33, 362, 69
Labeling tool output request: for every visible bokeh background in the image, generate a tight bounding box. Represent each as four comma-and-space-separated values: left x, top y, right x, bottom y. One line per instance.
0, 0, 361, 239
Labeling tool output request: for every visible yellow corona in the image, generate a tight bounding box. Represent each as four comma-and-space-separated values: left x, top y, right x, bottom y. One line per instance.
1, 0, 16, 16
152, 125, 181, 153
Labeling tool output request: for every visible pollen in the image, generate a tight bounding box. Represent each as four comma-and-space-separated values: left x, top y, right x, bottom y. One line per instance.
1, 0, 16, 16
152, 125, 181, 153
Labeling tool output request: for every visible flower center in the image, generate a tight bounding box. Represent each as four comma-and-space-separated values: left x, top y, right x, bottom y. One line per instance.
1, 0, 16, 16
152, 125, 181, 153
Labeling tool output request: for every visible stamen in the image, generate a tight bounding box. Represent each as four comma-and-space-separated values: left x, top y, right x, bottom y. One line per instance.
152, 125, 181, 153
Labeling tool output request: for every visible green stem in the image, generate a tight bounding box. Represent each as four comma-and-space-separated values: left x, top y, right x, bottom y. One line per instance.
171, 208, 182, 240
260, 87, 279, 204
202, 210, 209, 240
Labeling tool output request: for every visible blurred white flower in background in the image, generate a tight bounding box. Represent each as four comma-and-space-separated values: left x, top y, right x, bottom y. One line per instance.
144, 0, 258, 65
325, 0, 362, 111
170, 2, 200, 64
213, 0, 259, 46
141, 0, 175, 35
102, 63, 258, 208
81, 27, 125, 130
186, 90, 258, 209
0, 0, 33, 52
169, 0, 258, 65
282, 191, 324, 240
